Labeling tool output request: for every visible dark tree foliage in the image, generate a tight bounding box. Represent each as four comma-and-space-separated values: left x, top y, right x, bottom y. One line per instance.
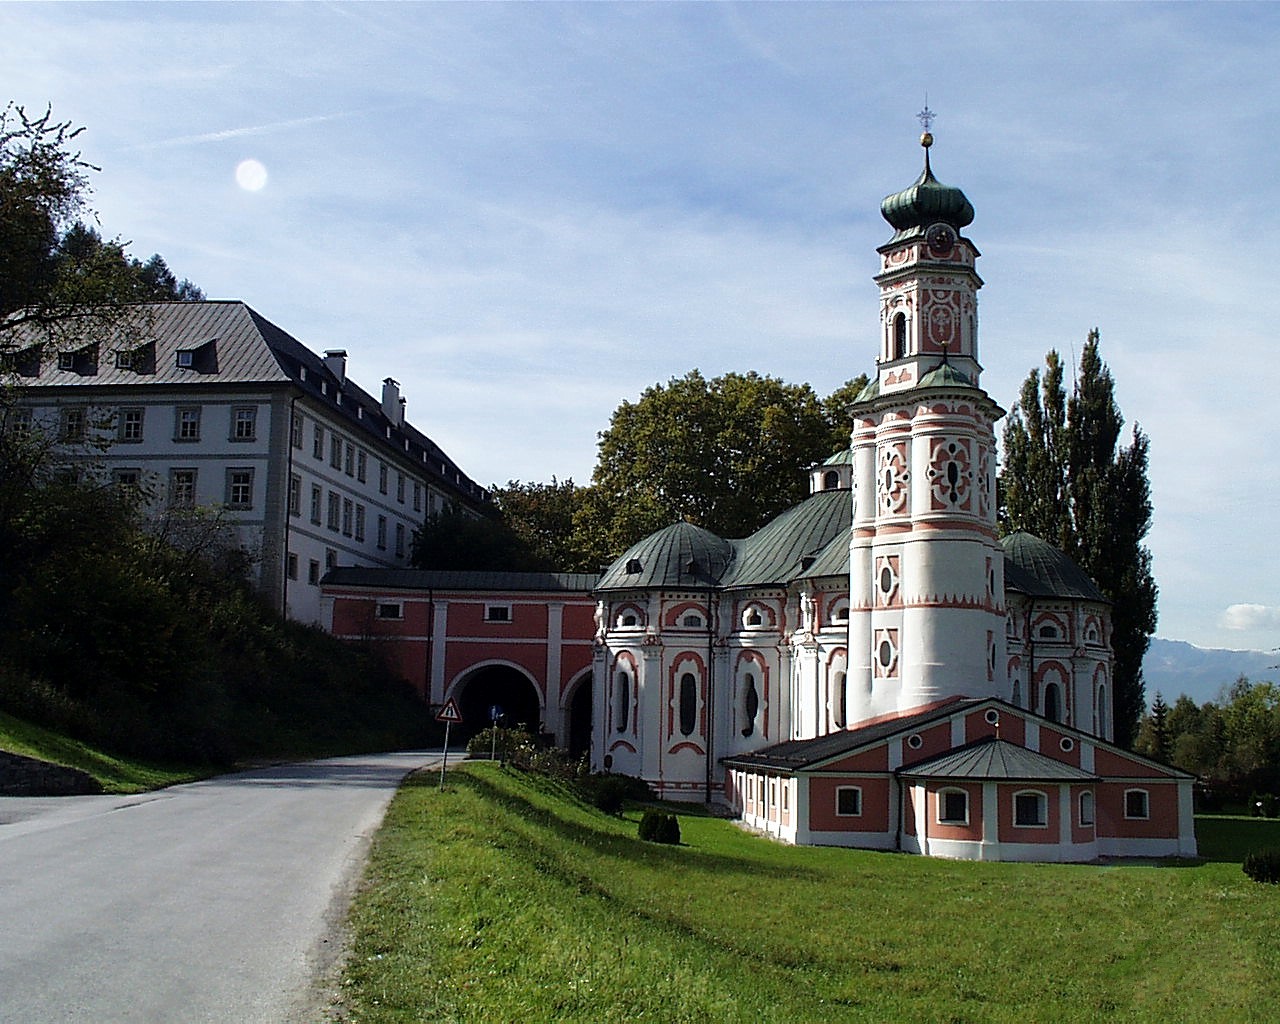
491, 478, 593, 573
410, 502, 552, 572
1, 103, 202, 351
1000, 331, 1158, 748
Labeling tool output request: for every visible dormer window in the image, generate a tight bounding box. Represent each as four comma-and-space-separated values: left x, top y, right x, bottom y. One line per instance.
57, 352, 75, 371
823, 470, 840, 490
625, 558, 643, 575
176, 350, 194, 368
114, 350, 134, 370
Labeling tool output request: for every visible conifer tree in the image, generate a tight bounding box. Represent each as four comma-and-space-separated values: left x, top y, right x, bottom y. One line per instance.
1000, 330, 1158, 748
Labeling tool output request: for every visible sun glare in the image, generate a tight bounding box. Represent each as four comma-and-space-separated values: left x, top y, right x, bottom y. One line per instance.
235, 159, 268, 192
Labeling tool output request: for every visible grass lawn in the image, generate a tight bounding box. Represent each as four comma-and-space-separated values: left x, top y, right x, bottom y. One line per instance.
337, 763, 1280, 1024
0, 710, 207, 793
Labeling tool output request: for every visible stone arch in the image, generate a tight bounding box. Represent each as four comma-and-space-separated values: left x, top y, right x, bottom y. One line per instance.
448, 660, 543, 739
562, 668, 594, 758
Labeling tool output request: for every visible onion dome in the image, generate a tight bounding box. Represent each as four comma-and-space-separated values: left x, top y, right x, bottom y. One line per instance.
880, 134, 974, 238
596, 520, 733, 590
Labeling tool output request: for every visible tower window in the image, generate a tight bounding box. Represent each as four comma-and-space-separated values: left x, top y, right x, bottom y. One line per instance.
893, 312, 907, 359
679, 672, 698, 736
823, 470, 840, 490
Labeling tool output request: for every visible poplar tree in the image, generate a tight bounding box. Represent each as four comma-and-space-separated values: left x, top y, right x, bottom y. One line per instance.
999, 330, 1158, 748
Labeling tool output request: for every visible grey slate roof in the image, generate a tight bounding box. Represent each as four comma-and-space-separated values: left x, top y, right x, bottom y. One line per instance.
897, 738, 1096, 781
721, 698, 982, 771
593, 520, 734, 590
1002, 532, 1106, 602
5, 301, 488, 507
323, 568, 598, 593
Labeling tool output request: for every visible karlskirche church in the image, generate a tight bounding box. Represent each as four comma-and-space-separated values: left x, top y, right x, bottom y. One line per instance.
326, 129, 1196, 862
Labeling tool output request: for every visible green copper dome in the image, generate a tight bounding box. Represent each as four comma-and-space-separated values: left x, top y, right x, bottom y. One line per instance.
880, 144, 974, 236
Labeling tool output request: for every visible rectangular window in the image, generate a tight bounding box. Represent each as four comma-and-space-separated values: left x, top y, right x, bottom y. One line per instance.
113, 468, 142, 488
226, 469, 254, 509
485, 604, 512, 623
836, 787, 862, 817
61, 406, 85, 442
114, 349, 134, 370
291, 412, 304, 449
344, 442, 354, 476
287, 553, 298, 580
312, 424, 324, 459
376, 515, 387, 550
354, 503, 366, 542
57, 351, 76, 371
289, 474, 302, 516
175, 406, 201, 441
327, 491, 340, 531
356, 450, 367, 483
413, 481, 422, 513
169, 468, 197, 508
9, 408, 32, 436
325, 547, 337, 571
394, 522, 405, 558
375, 603, 403, 620
1124, 789, 1150, 820
308, 559, 320, 585
341, 498, 354, 537
330, 434, 342, 469
310, 484, 322, 525
378, 463, 388, 495
119, 407, 144, 443
396, 473, 405, 504
232, 406, 257, 441
176, 349, 195, 368
1014, 791, 1047, 828
939, 789, 968, 826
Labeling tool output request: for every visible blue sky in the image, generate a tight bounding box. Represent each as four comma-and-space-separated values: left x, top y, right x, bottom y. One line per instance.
4, 2, 1278, 654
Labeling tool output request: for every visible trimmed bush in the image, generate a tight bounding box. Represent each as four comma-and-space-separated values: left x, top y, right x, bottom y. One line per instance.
1263, 793, 1280, 819
638, 810, 681, 845
1242, 848, 1280, 885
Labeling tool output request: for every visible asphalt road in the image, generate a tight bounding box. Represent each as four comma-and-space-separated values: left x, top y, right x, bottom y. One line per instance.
0, 751, 443, 1023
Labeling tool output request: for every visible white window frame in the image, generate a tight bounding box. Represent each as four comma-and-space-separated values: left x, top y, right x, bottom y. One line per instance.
835, 786, 863, 817
375, 602, 403, 621
938, 787, 969, 826
1124, 788, 1150, 820
1013, 789, 1048, 829
231, 406, 257, 441
485, 603, 513, 623
119, 406, 144, 443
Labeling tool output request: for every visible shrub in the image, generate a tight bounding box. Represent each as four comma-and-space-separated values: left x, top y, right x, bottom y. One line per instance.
466, 726, 535, 763
1242, 848, 1280, 885
579, 772, 637, 815
638, 810, 681, 845
1263, 794, 1280, 819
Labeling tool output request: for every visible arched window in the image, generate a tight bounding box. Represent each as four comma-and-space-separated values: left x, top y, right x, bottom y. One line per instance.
1096, 684, 1109, 738
679, 672, 698, 736
823, 470, 840, 490
938, 788, 968, 825
1013, 790, 1048, 828
833, 671, 847, 729
893, 312, 907, 359
1044, 682, 1062, 723
613, 670, 630, 733
1011, 680, 1022, 707
740, 673, 759, 738
1079, 790, 1095, 827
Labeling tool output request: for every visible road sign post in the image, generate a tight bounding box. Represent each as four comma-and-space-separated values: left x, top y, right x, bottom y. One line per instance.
435, 698, 463, 789
488, 704, 504, 762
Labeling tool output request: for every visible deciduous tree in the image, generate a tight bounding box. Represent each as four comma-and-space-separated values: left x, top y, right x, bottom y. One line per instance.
1000, 330, 1158, 748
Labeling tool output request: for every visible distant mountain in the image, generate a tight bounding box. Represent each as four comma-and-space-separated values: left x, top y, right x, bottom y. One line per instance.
1142, 638, 1279, 706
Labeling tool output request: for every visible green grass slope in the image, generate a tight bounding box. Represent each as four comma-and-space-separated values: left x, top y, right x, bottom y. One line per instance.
338, 763, 1280, 1024
0, 710, 206, 793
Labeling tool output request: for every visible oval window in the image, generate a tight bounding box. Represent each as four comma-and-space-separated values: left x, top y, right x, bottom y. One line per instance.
679, 673, 698, 736
1060, 736, 1075, 753
906, 733, 923, 750
879, 640, 894, 667
880, 566, 894, 594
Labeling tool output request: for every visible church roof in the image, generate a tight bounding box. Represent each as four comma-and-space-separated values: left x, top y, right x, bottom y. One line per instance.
721, 488, 851, 588
879, 142, 975, 242
595, 520, 734, 590
322, 568, 598, 593
821, 449, 854, 466
1002, 532, 1106, 602
897, 738, 1096, 781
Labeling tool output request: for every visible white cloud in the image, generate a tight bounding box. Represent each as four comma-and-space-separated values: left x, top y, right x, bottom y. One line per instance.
1221, 605, 1280, 633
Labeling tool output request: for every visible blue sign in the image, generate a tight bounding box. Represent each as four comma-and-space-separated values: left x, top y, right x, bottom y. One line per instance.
490, 704, 504, 722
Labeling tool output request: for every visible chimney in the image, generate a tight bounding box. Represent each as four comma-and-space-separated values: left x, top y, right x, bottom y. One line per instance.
323, 350, 347, 385
398, 396, 407, 427
382, 378, 402, 425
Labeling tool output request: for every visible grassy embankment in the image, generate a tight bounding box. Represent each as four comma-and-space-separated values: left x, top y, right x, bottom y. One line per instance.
338, 762, 1280, 1024
0, 709, 205, 793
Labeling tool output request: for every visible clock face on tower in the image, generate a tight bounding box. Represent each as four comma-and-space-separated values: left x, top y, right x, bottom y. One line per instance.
926, 222, 957, 256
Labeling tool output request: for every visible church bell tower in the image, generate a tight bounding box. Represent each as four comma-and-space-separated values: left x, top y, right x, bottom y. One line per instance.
845, 117, 1009, 726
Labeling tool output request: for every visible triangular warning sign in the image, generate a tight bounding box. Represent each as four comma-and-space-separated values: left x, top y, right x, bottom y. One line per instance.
435, 698, 463, 724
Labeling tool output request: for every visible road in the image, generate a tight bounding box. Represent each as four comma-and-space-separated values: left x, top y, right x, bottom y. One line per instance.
0, 751, 442, 1023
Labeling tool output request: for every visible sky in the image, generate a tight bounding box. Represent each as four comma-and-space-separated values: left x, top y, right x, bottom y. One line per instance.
3, 2, 1278, 654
